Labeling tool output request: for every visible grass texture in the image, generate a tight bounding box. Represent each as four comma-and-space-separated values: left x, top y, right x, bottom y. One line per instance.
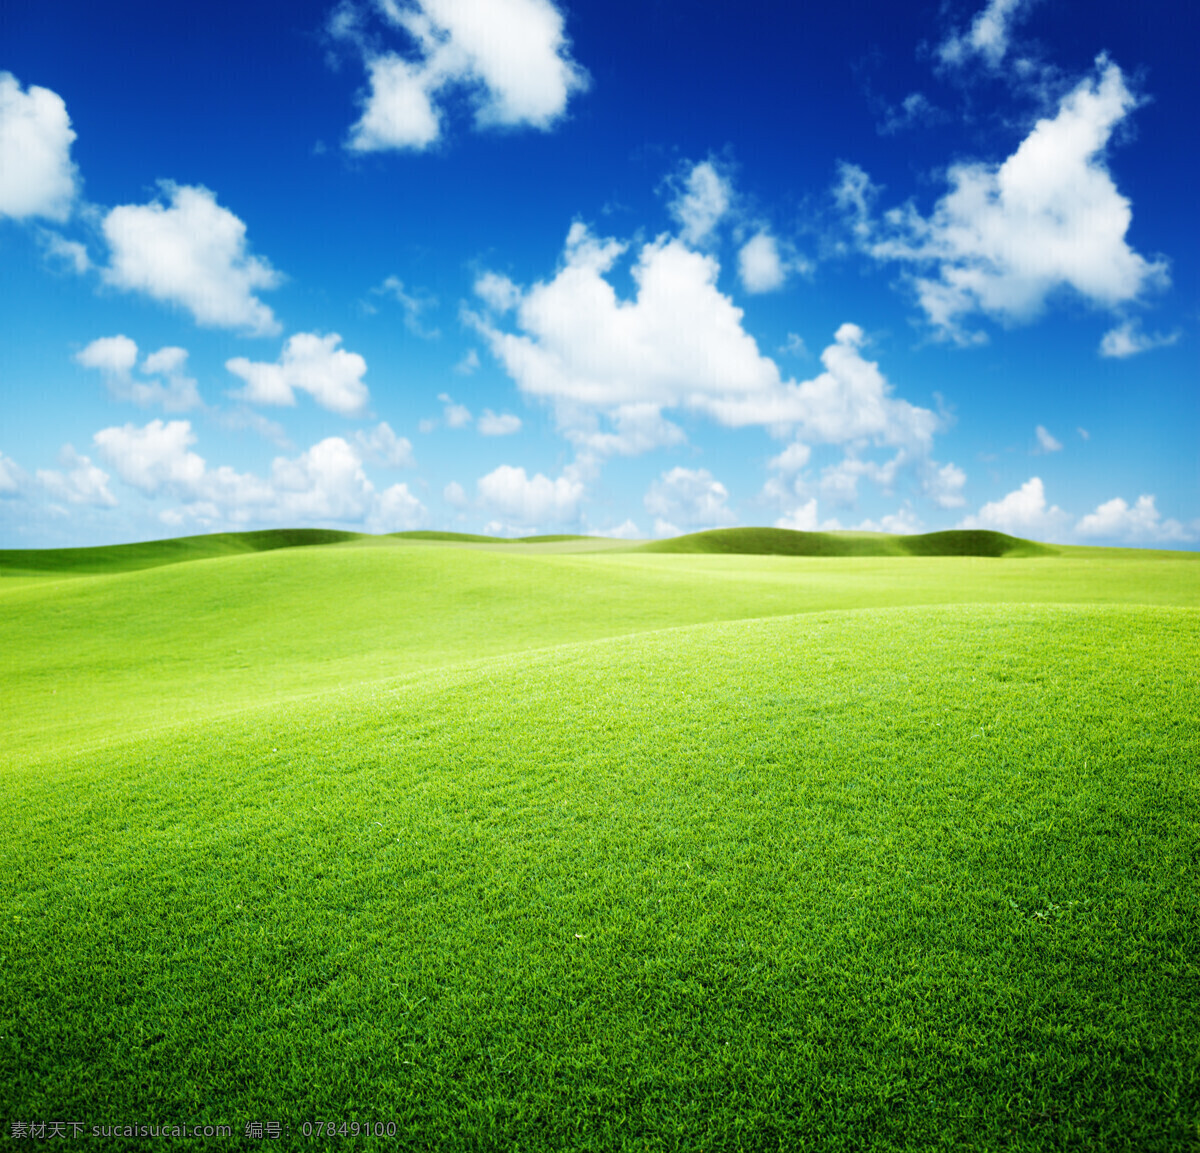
1, 532, 1197, 1150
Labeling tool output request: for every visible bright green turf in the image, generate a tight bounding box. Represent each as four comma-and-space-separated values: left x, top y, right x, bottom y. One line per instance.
1, 534, 1197, 1149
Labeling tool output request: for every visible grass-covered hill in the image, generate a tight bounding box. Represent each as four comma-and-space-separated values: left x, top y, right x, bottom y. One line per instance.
637, 526, 1056, 557
0, 525, 1058, 578
1, 530, 1197, 1149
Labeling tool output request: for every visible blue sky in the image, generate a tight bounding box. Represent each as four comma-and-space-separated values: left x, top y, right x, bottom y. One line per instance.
1, 0, 1195, 548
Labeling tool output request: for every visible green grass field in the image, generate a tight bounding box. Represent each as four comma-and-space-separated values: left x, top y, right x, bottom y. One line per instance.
1, 528, 1197, 1150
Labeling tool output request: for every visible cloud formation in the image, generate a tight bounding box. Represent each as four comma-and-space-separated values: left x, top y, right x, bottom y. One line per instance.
92, 419, 424, 530
938, 0, 1033, 69
1035, 425, 1062, 453
355, 421, 415, 466
75, 335, 202, 411
0, 73, 78, 222
644, 467, 737, 535
102, 183, 282, 335
1098, 320, 1180, 359
843, 59, 1168, 343
477, 409, 522, 436
477, 463, 582, 525
473, 224, 940, 459
226, 333, 369, 415
667, 160, 732, 247
1075, 494, 1191, 544
340, 0, 588, 152
36, 446, 116, 507
958, 475, 1069, 539
737, 231, 787, 294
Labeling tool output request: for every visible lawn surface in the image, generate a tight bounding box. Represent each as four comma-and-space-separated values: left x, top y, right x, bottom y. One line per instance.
1, 530, 1197, 1149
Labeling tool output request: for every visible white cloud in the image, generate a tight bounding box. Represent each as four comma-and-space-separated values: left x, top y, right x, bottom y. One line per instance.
443, 480, 467, 506
93, 419, 207, 495
92, 418, 426, 529
768, 441, 811, 473
922, 460, 968, 508
959, 476, 1069, 539
703, 324, 939, 451
0, 73, 78, 221
644, 467, 737, 530
738, 231, 786, 294
0, 452, 25, 495
854, 506, 923, 534
102, 183, 282, 335
372, 275, 439, 337
1034, 425, 1062, 453
779, 333, 808, 358
564, 403, 685, 458
477, 410, 522, 436
877, 92, 943, 136
473, 225, 939, 455
226, 333, 368, 416
355, 421, 415, 466
37, 228, 90, 273
437, 392, 472, 428
75, 335, 201, 411
36, 446, 117, 507
477, 463, 583, 525
1099, 319, 1180, 358
76, 334, 138, 376
474, 272, 522, 313
343, 0, 588, 152
819, 452, 904, 508
668, 160, 732, 247
938, 0, 1032, 69
853, 59, 1168, 342
776, 499, 818, 532
455, 348, 481, 374
1075, 494, 1191, 544
369, 482, 426, 531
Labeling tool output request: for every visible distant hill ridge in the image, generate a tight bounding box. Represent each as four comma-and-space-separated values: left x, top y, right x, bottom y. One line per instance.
638, 527, 1056, 558
0, 525, 1058, 576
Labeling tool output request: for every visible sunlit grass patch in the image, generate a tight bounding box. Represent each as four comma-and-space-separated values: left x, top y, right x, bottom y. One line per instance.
2, 601, 1196, 1149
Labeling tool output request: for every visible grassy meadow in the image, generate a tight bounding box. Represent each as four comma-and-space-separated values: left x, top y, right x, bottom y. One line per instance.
1, 528, 1197, 1149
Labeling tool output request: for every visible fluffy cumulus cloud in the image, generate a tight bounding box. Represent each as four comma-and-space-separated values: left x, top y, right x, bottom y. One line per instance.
477, 463, 583, 526
355, 421, 415, 466
668, 160, 732, 247
845, 59, 1168, 343
91, 418, 425, 529
36, 446, 116, 507
0, 73, 78, 221
477, 409, 522, 436
102, 183, 282, 335
226, 333, 369, 416
958, 476, 1069, 540
644, 467, 737, 536
340, 0, 588, 152
737, 231, 787, 294
922, 460, 967, 508
473, 224, 939, 459
75, 335, 201, 411
1075, 495, 1191, 544
1098, 319, 1180, 359
938, 0, 1032, 69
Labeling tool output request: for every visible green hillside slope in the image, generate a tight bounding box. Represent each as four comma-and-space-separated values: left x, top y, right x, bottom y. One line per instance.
2, 603, 1196, 1149
636, 526, 1055, 557
3, 540, 1198, 764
